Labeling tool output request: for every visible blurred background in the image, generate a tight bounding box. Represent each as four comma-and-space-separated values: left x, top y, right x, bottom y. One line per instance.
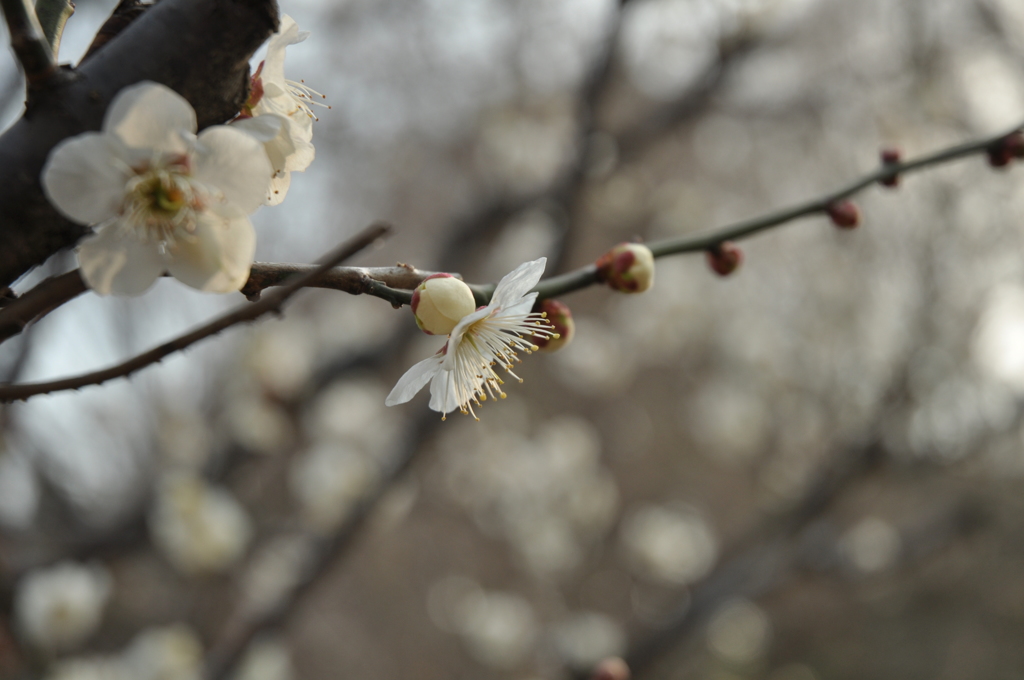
3, 0, 1024, 678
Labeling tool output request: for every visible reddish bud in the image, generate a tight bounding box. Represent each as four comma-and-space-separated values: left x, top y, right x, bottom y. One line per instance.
827, 200, 860, 229
987, 133, 1024, 168
590, 658, 630, 680
706, 242, 743, 277
879, 147, 901, 187
1005, 132, 1024, 159
595, 243, 655, 293
532, 299, 574, 352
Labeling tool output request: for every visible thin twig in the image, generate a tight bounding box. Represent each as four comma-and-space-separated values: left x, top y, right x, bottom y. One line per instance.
34, 0, 73, 56
0, 0, 58, 88
527, 120, 1024, 301
0, 223, 391, 402
0, 269, 86, 344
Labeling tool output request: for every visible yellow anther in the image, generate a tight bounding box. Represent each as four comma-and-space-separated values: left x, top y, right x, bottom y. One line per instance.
499, 392, 507, 399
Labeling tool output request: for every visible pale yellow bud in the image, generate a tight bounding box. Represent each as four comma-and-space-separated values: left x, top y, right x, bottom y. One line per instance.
412, 274, 476, 335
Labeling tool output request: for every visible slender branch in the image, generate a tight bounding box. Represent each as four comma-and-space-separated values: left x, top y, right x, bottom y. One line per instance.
3, 121, 1020, 349
0, 262, 451, 347
240, 262, 449, 302
0, 269, 85, 344
529, 120, 1024, 300
0, 0, 58, 88
0, 223, 391, 402
34, 0, 73, 57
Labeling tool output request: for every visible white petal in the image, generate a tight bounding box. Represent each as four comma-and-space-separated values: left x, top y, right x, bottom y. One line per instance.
231, 114, 283, 143
77, 222, 165, 296
428, 369, 463, 415
490, 258, 546, 309
194, 126, 273, 214
283, 134, 314, 172
498, 293, 538, 319
265, 170, 291, 206
164, 213, 256, 293
443, 307, 491, 370
385, 355, 443, 406
105, 82, 197, 153
262, 15, 308, 87
42, 132, 129, 224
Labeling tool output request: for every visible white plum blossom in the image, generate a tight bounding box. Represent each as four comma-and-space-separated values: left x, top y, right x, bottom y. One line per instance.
233, 14, 322, 206
14, 561, 112, 652
149, 474, 253, 575
42, 81, 272, 296
121, 624, 203, 680
386, 258, 558, 420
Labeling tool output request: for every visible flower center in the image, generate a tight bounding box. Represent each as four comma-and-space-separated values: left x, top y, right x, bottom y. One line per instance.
442, 309, 558, 421
122, 154, 206, 245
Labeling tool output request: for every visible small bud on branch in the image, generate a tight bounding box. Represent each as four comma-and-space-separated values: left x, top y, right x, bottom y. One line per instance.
706, 241, 743, 277
532, 299, 573, 352
595, 242, 655, 293
879, 147, 901, 187
827, 200, 861, 229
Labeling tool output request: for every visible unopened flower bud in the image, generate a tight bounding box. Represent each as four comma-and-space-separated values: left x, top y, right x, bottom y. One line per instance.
595, 242, 655, 293
987, 133, 1024, 168
706, 242, 743, 277
533, 299, 574, 352
1005, 132, 1024, 159
879, 147, 901, 187
827, 200, 860, 229
411, 273, 475, 335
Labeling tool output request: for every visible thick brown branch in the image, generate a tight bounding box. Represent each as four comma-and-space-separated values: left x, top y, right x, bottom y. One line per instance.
0, 223, 391, 402
0, 0, 278, 289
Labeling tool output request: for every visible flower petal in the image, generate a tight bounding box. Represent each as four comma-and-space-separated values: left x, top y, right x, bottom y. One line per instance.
494, 295, 538, 326
490, 258, 546, 309
42, 132, 129, 224
266, 170, 291, 206
428, 369, 463, 415
231, 114, 283, 143
105, 82, 196, 153
77, 222, 165, 296
262, 14, 309, 86
164, 213, 256, 293
443, 307, 491, 370
386, 354, 443, 406
282, 133, 314, 172
194, 126, 273, 214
